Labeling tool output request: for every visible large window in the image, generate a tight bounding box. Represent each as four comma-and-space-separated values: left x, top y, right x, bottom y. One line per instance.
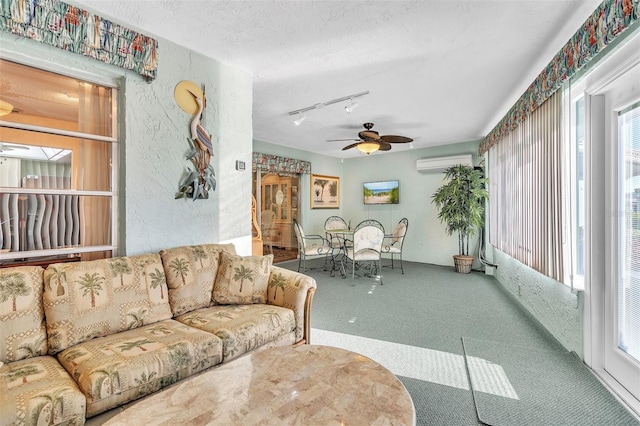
563, 88, 586, 290
0, 59, 118, 266
617, 101, 640, 364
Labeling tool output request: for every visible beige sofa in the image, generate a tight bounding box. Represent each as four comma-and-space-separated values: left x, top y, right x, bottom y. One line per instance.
0, 243, 316, 425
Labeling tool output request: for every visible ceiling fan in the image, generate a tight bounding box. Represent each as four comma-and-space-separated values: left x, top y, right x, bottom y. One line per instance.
327, 122, 413, 154
0, 143, 29, 153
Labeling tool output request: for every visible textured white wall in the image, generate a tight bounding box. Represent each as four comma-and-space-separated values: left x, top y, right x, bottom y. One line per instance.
0, 32, 253, 256
487, 247, 583, 356
121, 40, 253, 255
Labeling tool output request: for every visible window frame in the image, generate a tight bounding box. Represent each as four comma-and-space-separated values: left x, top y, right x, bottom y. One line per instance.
564, 80, 587, 290
0, 56, 120, 263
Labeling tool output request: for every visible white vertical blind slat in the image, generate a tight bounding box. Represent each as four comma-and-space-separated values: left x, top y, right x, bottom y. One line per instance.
488, 90, 565, 283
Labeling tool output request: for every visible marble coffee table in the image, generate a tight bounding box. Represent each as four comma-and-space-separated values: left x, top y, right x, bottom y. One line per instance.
102, 344, 416, 425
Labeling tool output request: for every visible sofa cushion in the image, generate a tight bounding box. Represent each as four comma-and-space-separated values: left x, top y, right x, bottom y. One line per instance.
175, 304, 295, 361
43, 254, 173, 354
0, 266, 48, 364
0, 355, 86, 426
55, 319, 223, 418
160, 244, 236, 316
213, 252, 273, 305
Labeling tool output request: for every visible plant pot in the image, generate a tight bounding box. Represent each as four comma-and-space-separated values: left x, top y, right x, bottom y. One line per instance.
453, 255, 474, 274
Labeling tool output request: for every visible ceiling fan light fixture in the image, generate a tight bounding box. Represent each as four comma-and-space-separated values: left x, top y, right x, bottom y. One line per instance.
294, 114, 306, 126
357, 142, 380, 155
0, 100, 14, 117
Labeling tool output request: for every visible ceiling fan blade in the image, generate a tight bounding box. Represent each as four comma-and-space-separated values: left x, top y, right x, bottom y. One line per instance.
358, 130, 380, 140
378, 142, 392, 151
0, 143, 29, 150
380, 135, 413, 143
327, 138, 361, 142
341, 142, 362, 151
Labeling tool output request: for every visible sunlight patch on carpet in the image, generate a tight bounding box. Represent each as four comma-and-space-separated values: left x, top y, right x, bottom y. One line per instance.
465, 356, 519, 400
312, 328, 470, 391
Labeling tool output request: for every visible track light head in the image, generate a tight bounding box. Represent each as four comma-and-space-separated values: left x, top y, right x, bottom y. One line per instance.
294, 114, 306, 126
345, 100, 359, 114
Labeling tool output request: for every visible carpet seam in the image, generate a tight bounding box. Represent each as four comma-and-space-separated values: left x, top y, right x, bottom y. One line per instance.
461, 337, 489, 426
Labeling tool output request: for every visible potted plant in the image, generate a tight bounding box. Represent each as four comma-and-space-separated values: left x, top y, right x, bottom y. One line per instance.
431, 164, 488, 273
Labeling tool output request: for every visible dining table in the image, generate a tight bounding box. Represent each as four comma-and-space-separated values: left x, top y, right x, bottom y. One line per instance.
324, 228, 353, 278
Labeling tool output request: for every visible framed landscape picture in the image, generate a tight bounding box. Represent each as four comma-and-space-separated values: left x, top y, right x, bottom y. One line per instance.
311, 174, 340, 209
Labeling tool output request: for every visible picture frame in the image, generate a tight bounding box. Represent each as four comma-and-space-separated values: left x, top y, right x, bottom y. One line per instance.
311, 174, 340, 209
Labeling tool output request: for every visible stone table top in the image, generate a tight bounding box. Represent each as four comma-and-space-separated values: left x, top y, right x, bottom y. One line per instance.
102, 344, 415, 425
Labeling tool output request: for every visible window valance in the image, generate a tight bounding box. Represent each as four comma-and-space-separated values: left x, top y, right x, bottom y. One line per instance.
0, 0, 158, 81
253, 152, 311, 176
479, 0, 639, 155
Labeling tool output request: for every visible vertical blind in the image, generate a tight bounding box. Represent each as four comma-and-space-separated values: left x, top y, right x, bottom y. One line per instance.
488, 90, 565, 282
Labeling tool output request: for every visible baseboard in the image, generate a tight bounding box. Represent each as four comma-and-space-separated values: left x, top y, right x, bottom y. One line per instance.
592, 368, 640, 420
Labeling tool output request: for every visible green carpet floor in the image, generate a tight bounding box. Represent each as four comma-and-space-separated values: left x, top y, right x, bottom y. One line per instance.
462, 337, 639, 426
278, 258, 640, 425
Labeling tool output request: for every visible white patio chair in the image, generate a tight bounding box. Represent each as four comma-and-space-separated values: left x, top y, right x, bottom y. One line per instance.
293, 219, 333, 273
343, 219, 385, 285
324, 215, 349, 249
382, 218, 408, 274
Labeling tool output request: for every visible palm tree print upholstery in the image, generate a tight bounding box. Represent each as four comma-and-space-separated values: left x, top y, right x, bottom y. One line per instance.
108, 258, 132, 287
0, 271, 31, 312
213, 252, 274, 304
1, 243, 318, 423
0, 356, 86, 426
159, 244, 237, 316
175, 304, 295, 361
55, 319, 223, 417
0, 266, 48, 363
43, 254, 172, 354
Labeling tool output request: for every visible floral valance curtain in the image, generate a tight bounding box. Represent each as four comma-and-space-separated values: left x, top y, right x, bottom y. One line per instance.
479, 0, 639, 155
253, 152, 311, 176
0, 0, 158, 81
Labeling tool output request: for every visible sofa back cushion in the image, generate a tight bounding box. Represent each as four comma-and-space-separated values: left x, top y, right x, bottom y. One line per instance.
43, 254, 172, 354
213, 252, 273, 304
159, 243, 236, 316
0, 266, 48, 363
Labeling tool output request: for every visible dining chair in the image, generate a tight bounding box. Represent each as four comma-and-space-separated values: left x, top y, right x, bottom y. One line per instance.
324, 215, 349, 248
293, 219, 333, 273
343, 219, 385, 285
260, 210, 280, 255
382, 218, 408, 274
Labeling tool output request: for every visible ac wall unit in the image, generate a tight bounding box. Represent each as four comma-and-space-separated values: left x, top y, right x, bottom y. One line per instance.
416, 154, 473, 174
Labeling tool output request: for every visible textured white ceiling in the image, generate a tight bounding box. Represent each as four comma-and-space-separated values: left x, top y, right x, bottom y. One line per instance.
71, 0, 602, 158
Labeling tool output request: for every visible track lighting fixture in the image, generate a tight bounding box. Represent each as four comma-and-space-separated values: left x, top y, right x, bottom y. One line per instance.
345, 99, 359, 114
294, 114, 306, 126
288, 91, 369, 124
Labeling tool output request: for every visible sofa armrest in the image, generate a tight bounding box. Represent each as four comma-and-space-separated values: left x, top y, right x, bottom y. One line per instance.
267, 266, 317, 344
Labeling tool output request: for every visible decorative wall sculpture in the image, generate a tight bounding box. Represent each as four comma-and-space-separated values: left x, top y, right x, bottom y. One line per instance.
174, 80, 216, 200
0, 0, 158, 80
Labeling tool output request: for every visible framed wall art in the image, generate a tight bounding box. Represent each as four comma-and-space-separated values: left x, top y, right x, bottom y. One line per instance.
310, 174, 339, 209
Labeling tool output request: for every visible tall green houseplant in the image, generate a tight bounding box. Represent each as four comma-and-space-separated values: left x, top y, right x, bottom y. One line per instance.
431, 164, 488, 273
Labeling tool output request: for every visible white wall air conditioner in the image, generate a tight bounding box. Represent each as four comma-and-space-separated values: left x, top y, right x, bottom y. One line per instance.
416, 154, 474, 174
